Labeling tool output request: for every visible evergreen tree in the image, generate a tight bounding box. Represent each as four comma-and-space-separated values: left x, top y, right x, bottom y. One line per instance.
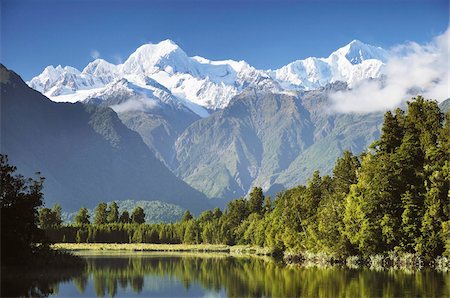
263, 196, 272, 214
400, 191, 421, 251
417, 163, 449, 260
119, 210, 130, 223
39, 208, 55, 229
107, 202, 119, 223
332, 150, 360, 196
74, 207, 90, 226
131, 207, 145, 224
343, 154, 387, 255
183, 220, 201, 244
212, 207, 223, 219
248, 187, 264, 214
201, 222, 215, 244
375, 109, 404, 153
94, 202, 108, 225
52, 203, 63, 226
181, 210, 193, 222
197, 210, 213, 224
0, 155, 46, 265
38, 204, 63, 229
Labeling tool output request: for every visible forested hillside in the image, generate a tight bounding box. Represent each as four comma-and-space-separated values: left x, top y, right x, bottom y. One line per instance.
45, 97, 449, 261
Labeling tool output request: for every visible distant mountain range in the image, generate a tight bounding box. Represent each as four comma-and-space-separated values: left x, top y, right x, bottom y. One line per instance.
3, 40, 447, 211
0, 65, 208, 213
28, 39, 387, 112
25, 40, 390, 203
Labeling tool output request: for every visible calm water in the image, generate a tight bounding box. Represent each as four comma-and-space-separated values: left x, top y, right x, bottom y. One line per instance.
5, 252, 450, 297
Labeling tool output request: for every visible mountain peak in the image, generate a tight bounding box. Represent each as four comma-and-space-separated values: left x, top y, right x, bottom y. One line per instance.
130, 40, 184, 59
82, 59, 118, 80
121, 40, 190, 75
333, 39, 388, 64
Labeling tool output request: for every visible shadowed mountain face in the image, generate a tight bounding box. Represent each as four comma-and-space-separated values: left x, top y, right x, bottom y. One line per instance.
175, 83, 384, 201
83, 78, 201, 169
0, 65, 208, 213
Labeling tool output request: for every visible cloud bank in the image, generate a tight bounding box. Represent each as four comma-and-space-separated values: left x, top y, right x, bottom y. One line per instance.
330, 28, 450, 113
110, 96, 160, 113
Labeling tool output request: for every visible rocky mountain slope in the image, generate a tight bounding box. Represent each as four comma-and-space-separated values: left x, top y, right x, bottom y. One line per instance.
1, 65, 208, 212
175, 83, 384, 201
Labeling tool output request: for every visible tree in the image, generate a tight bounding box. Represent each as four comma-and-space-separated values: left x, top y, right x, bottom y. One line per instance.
107, 201, 119, 223
119, 210, 131, 223
263, 197, 272, 214
197, 210, 213, 225
248, 187, 264, 214
201, 222, 215, 244
52, 203, 63, 226
375, 109, 404, 153
181, 210, 193, 222
0, 155, 46, 265
400, 191, 421, 251
39, 208, 55, 229
417, 164, 449, 260
184, 220, 201, 244
131, 207, 145, 224
332, 150, 360, 196
94, 202, 108, 225
74, 207, 90, 226
39, 203, 63, 229
212, 207, 223, 219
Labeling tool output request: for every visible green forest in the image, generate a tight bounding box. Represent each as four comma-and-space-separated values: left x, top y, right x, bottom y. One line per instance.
40, 97, 450, 262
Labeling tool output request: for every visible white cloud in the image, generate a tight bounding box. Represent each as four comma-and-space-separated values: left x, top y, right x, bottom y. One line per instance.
90, 49, 101, 59
110, 97, 159, 113
330, 28, 450, 113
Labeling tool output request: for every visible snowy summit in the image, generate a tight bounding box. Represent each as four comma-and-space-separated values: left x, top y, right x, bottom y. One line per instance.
28, 39, 389, 116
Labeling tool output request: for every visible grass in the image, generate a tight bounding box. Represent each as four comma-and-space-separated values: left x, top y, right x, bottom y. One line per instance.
51, 243, 273, 256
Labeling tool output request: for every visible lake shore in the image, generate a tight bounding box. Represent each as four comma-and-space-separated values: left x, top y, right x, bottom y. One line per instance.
51, 243, 273, 256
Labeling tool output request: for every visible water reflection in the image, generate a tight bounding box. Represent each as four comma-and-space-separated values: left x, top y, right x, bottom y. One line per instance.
4, 253, 450, 297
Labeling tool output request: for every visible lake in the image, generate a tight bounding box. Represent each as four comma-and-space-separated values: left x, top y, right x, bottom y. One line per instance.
5, 252, 450, 297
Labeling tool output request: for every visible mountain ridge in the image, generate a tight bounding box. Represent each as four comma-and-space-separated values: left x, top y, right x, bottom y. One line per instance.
28, 39, 388, 112
1, 64, 209, 212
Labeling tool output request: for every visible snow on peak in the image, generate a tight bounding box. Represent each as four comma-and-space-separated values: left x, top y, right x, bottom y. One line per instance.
83, 59, 117, 75
333, 39, 388, 64
272, 40, 387, 90
121, 40, 191, 75
28, 39, 389, 111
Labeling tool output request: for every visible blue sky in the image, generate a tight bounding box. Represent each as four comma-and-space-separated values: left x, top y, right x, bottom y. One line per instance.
1, 0, 448, 80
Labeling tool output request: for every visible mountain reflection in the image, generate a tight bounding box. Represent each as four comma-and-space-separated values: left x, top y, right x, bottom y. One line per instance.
4, 254, 450, 297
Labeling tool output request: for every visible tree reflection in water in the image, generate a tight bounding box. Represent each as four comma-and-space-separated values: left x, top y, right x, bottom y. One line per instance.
3, 254, 449, 297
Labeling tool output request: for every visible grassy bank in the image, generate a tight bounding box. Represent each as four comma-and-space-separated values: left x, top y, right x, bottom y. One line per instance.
51, 243, 273, 256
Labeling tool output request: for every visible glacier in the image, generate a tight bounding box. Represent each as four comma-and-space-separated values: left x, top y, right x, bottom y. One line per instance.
28, 39, 389, 116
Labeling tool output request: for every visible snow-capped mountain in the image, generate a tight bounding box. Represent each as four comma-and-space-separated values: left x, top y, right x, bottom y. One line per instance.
272, 40, 388, 90
28, 39, 389, 114
83, 75, 201, 167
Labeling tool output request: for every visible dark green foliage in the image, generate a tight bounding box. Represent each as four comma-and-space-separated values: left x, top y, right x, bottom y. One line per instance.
38, 204, 63, 229
182, 210, 193, 222
248, 187, 264, 214
0, 154, 46, 265
40, 97, 449, 262
131, 207, 146, 224
94, 202, 108, 225
212, 207, 223, 219
119, 210, 131, 223
107, 201, 119, 223
75, 207, 90, 226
